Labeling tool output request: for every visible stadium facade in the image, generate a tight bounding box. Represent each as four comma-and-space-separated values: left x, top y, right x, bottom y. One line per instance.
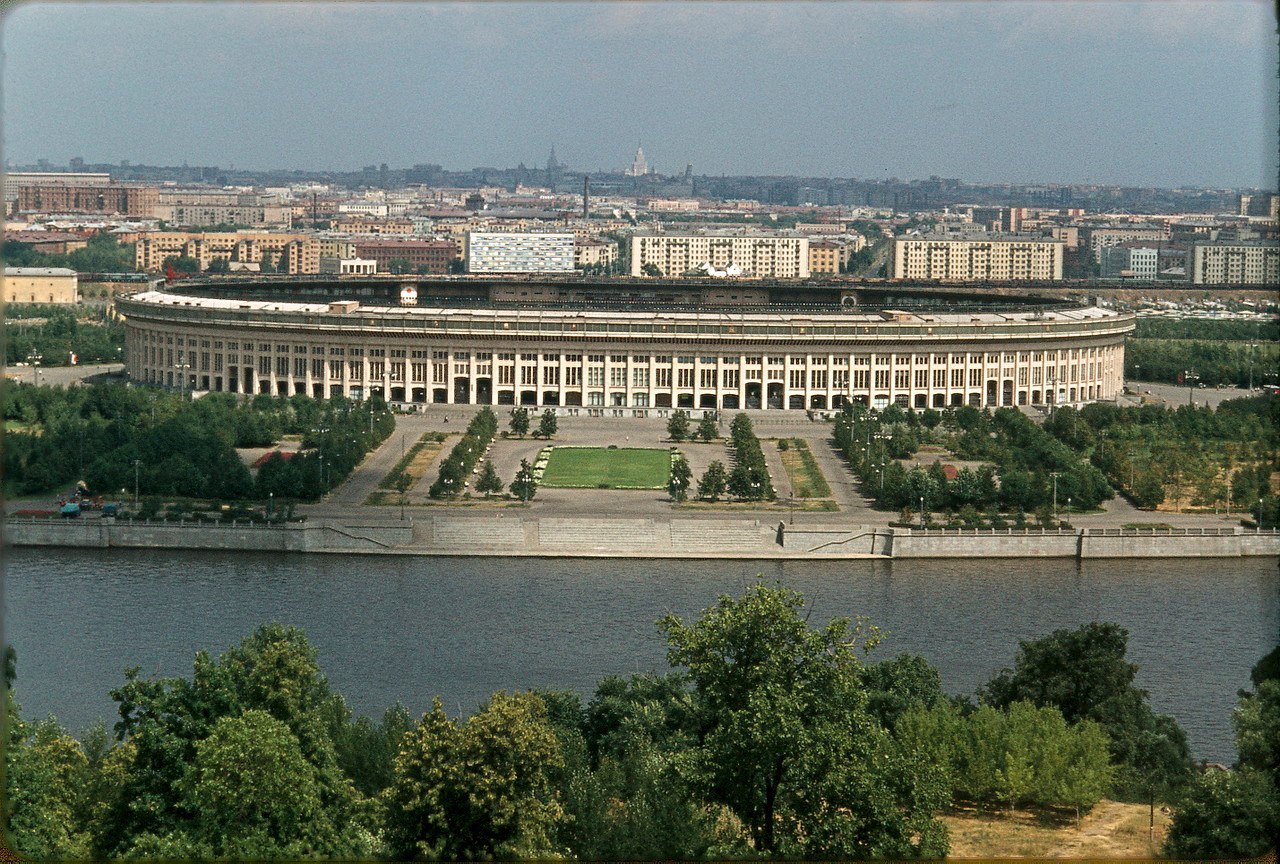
118, 276, 1134, 414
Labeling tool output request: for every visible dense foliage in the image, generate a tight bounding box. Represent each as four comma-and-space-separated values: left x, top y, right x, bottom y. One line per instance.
4, 586, 1171, 860
428, 407, 498, 498
1046, 397, 1279, 518
1132, 317, 1279, 343
3, 383, 391, 503
1126, 338, 1279, 388
725, 413, 774, 500
2, 231, 136, 272
834, 403, 1110, 521
5, 305, 125, 367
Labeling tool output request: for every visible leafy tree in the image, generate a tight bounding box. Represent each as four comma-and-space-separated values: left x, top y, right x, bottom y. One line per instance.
982, 622, 1191, 797
668, 456, 692, 502
475, 460, 504, 497
1163, 768, 1279, 859
172, 710, 339, 858
5, 714, 93, 858
537, 409, 558, 439
696, 412, 718, 441
162, 255, 200, 274
509, 407, 530, 438
641, 263, 662, 276
386, 257, 413, 275
697, 460, 727, 501
1235, 679, 1280, 785
205, 258, 231, 274
384, 692, 567, 860
658, 585, 949, 857
666, 409, 690, 442
863, 653, 946, 729
510, 458, 537, 501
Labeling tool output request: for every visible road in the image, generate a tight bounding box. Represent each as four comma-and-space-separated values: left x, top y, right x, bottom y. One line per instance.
1122, 380, 1260, 409
4, 363, 126, 387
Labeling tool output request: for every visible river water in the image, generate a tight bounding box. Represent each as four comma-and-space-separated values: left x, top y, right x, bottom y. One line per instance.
5, 548, 1276, 765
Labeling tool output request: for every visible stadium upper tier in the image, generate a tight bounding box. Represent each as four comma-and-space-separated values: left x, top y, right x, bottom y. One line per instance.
119, 276, 1134, 412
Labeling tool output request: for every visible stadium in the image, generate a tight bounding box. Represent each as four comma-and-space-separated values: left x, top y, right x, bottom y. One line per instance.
117, 275, 1134, 414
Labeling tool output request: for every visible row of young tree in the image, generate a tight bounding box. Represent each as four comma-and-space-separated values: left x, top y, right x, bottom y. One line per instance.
2, 382, 392, 503
508, 407, 557, 439
725, 413, 774, 501
10, 585, 1244, 862
666, 409, 718, 443
5, 305, 126, 368
428, 408, 499, 498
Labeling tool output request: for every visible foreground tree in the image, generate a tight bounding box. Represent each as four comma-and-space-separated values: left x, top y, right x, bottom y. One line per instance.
384, 693, 566, 860
510, 458, 537, 501
697, 461, 727, 501
666, 409, 690, 442
668, 457, 692, 502
697, 412, 718, 441
509, 407, 530, 438
537, 409, 558, 439
475, 460, 504, 497
659, 584, 949, 857
1163, 768, 1279, 859
982, 622, 1190, 796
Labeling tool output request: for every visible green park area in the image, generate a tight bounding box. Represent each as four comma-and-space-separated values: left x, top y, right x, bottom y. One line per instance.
539, 447, 671, 489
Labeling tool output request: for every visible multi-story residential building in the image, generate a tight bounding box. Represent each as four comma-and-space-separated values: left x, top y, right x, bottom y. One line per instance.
135, 231, 320, 274
647, 198, 700, 212
630, 231, 811, 278
573, 237, 619, 269
332, 217, 415, 235
352, 239, 457, 274
1189, 241, 1280, 285
466, 232, 576, 273
158, 201, 293, 228
3, 267, 79, 304
1086, 225, 1168, 262
808, 240, 843, 274
1239, 194, 1280, 219
1099, 243, 1186, 280
4, 171, 111, 202
892, 234, 1064, 281
18, 183, 159, 217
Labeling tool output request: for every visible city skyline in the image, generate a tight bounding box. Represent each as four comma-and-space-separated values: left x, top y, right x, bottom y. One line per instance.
2, 1, 1277, 189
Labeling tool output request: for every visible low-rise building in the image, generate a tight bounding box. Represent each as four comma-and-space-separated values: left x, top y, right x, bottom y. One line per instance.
319, 257, 378, 275
3, 267, 78, 303
573, 237, 619, 269
4, 230, 89, 255
352, 238, 457, 274
466, 232, 575, 273
893, 234, 1064, 281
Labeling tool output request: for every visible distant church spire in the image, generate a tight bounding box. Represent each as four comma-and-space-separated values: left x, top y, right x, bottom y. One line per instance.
546, 146, 560, 172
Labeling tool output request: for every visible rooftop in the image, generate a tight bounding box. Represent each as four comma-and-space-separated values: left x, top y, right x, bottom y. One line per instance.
4, 267, 78, 276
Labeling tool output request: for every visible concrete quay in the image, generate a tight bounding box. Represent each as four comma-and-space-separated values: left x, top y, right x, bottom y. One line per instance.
6, 516, 1278, 560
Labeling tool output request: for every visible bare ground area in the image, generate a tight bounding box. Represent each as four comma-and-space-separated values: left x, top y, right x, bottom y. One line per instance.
942, 799, 1170, 859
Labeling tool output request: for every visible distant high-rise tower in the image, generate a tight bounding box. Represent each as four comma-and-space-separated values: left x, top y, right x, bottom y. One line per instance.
627, 146, 649, 177
546, 146, 562, 186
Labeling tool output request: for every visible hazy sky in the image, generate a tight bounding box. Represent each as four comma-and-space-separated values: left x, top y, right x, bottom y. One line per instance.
2, 1, 1276, 188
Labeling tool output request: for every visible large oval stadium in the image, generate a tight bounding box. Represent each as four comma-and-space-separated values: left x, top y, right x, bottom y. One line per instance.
117, 275, 1134, 414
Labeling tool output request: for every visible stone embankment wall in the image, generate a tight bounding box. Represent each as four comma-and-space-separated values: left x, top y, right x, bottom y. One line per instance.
6, 518, 1279, 559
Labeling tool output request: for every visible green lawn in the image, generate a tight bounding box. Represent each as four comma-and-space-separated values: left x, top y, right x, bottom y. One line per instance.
540, 447, 671, 490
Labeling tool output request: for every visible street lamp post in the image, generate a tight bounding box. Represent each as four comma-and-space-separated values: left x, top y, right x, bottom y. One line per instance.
1183, 370, 1198, 406
133, 459, 141, 507
174, 361, 192, 399
26, 349, 42, 386
1050, 471, 1061, 523
879, 460, 886, 492
919, 495, 926, 529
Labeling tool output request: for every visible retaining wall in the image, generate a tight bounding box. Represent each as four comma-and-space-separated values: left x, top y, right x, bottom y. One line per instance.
4, 519, 413, 554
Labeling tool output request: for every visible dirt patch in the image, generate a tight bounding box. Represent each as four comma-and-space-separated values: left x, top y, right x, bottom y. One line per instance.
941, 799, 1169, 859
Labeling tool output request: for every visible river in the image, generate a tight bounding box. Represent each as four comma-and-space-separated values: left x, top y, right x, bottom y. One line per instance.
5, 548, 1276, 765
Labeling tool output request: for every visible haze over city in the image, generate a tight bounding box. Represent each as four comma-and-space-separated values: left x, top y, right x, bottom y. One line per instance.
3, 0, 1277, 188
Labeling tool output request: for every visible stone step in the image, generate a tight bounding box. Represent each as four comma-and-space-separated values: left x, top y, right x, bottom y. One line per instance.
431, 516, 525, 546
670, 520, 764, 549
538, 518, 656, 547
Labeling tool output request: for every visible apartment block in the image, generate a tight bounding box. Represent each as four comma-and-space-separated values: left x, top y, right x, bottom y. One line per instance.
893, 235, 1063, 281
1189, 241, 1280, 285
630, 231, 810, 278
135, 231, 320, 274
466, 232, 575, 273
18, 183, 159, 217
352, 239, 457, 273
